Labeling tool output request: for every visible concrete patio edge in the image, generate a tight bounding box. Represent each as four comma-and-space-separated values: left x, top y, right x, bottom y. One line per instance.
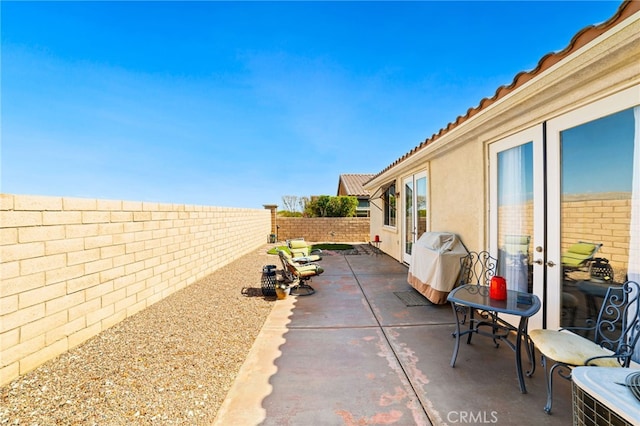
213, 296, 296, 425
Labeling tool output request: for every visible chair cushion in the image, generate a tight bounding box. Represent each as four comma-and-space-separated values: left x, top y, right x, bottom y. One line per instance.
568, 242, 596, 255
297, 265, 324, 277
503, 243, 528, 255
289, 240, 308, 249
290, 249, 309, 257
529, 329, 621, 367
505, 235, 530, 245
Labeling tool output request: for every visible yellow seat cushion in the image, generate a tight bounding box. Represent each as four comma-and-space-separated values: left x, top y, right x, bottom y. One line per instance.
568, 242, 597, 255
504, 235, 530, 245
529, 329, 622, 368
294, 264, 324, 278
288, 240, 309, 249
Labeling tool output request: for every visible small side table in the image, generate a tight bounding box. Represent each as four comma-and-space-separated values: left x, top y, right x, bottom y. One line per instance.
370, 240, 381, 255
447, 284, 541, 393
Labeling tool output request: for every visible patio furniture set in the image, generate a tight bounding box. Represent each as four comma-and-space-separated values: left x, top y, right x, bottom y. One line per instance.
444, 247, 640, 418
260, 238, 325, 298
263, 235, 639, 419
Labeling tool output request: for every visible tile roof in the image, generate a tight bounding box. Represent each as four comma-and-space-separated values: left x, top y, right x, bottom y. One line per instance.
372, 0, 639, 181
338, 174, 376, 197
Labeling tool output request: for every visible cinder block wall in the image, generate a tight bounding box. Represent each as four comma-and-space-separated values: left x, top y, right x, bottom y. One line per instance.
0, 194, 270, 387
561, 197, 631, 269
498, 196, 631, 270
275, 217, 370, 242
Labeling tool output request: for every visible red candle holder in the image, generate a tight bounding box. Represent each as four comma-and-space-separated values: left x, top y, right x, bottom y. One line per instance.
490, 276, 507, 300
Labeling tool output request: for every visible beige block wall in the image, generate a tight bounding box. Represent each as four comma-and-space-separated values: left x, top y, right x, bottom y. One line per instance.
276, 217, 370, 242
498, 196, 631, 270
561, 197, 631, 269
0, 194, 270, 387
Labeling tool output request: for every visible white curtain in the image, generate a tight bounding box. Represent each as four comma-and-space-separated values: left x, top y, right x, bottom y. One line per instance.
630, 107, 640, 363
500, 145, 529, 293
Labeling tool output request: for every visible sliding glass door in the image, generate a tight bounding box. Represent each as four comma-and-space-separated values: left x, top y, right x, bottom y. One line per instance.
491, 87, 639, 332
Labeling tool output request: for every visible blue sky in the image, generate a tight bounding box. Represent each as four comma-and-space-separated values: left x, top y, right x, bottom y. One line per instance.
1, 1, 623, 209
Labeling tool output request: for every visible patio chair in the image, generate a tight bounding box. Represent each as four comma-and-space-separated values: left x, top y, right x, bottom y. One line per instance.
287, 238, 322, 263
454, 251, 499, 344
277, 249, 324, 296
561, 241, 603, 279
529, 280, 640, 414
458, 250, 498, 287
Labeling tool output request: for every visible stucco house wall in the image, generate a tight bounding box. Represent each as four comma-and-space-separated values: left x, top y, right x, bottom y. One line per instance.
365, 3, 640, 263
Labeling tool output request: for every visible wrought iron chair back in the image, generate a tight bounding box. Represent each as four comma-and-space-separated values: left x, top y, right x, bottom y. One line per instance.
458, 251, 498, 286
588, 280, 640, 364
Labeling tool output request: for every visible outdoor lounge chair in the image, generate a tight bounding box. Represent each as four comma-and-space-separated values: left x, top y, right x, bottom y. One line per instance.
529, 280, 640, 414
287, 238, 322, 263
561, 241, 603, 279
277, 249, 324, 296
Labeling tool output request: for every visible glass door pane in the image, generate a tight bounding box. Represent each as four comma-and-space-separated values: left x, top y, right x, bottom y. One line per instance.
497, 143, 533, 294
403, 172, 428, 264
404, 177, 414, 263
558, 108, 635, 330
490, 126, 544, 329
416, 175, 427, 240
546, 86, 638, 331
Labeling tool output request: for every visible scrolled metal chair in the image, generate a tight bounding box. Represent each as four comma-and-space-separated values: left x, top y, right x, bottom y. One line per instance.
458, 250, 498, 287
529, 280, 640, 414
453, 251, 499, 345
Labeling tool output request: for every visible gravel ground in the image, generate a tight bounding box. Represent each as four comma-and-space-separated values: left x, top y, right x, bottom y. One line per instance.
0, 245, 278, 425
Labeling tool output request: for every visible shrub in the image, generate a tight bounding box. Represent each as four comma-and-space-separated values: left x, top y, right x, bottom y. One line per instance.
304, 196, 358, 217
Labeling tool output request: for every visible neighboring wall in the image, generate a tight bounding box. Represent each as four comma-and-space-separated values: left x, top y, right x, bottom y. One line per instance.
0, 194, 270, 387
276, 217, 370, 242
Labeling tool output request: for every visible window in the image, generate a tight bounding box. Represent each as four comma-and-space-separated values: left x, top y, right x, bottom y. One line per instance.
384, 183, 396, 227
356, 199, 370, 217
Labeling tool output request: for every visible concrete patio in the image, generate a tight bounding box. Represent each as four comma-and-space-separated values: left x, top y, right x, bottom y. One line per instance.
214, 249, 572, 425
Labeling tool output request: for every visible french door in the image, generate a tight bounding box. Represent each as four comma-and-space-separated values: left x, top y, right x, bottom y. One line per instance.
546, 87, 638, 331
403, 172, 428, 264
489, 126, 545, 329
490, 85, 639, 331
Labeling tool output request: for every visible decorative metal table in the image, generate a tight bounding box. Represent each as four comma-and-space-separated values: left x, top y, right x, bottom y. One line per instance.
447, 284, 541, 393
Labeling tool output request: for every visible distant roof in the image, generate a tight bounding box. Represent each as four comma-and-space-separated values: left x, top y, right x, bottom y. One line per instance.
372, 0, 640, 181
338, 174, 376, 197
